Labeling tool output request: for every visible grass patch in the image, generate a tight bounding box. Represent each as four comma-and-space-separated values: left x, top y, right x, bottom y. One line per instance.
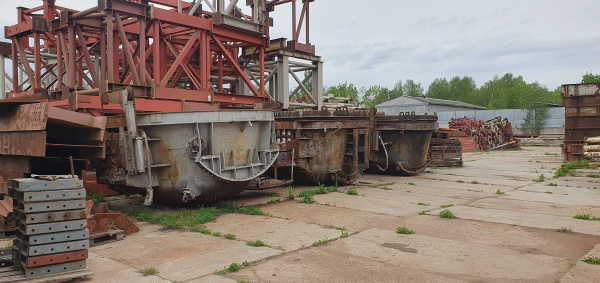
224, 233, 236, 240
299, 194, 314, 203
140, 267, 157, 276
131, 202, 265, 231
324, 225, 346, 231
407, 182, 416, 186
417, 202, 429, 206
545, 191, 553, 194
439, 210, 456, 219
440, 204, 454, 208
215, 263, 242, 275
86, 191, 106, 205
380, 186, 393, 190
583, 256, 600, 265
191, 227, 212, 234
238, 206, 264, 215
312, 239, 329, 246
587, 174, 600, 178
556, 227, 572, 233
286, 187, 295, 200
456, 180, 465, 183
533, 174, 545, 182
496, 189, 505, 195
573, 214, 600, 221
555, 160, 590, 178
470, 181, 480, 184
246, 240, 270, 247
418, 210, 430, 215
548, 183, 558, 186
396, 226, 415, 234
347, 189, 359, 196
340, 231, 349, 238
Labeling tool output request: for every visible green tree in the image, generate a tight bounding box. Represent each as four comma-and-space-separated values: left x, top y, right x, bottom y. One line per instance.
402, 79, 424, 97
426, 78, 451, 99
325, 82, 359, 102
582, 71, 600, 83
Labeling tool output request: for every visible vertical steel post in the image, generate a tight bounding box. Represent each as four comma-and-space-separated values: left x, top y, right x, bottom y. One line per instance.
34, 32, 41, 88
277, 55, 289, 109
106, 11, 115, 83
153, 20, 161, 85
0, 54, 5, 99
259, 46, 265, 97
139, 18, 146, 85
56, 35, 63, 89
67, 25, 76, 88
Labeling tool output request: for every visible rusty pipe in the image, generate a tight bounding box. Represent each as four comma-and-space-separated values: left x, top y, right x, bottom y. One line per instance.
70, 6, 99, 20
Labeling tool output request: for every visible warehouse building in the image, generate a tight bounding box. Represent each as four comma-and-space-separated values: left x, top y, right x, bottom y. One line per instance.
375, 96, 487, 115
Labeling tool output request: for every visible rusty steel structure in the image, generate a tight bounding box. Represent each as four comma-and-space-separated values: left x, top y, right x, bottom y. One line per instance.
370, 113, 439, 175
0, 0, 438, 205
562, 83, 600, 161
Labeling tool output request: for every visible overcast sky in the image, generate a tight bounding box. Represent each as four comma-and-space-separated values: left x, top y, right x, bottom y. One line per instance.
2, 0, 598, 91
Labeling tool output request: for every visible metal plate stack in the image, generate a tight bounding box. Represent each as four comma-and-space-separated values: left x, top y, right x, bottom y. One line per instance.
9, 177, 89, 278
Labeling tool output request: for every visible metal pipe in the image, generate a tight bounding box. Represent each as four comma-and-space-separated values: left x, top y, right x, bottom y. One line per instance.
70, 6, 98, 20
76, 88, 100, 95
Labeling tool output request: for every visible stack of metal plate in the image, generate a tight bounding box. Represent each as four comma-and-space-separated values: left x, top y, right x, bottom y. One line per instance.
9, 178, 89, 278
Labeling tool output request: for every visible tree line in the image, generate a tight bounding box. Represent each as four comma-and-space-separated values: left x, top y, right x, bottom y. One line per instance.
323, 72, 600, 110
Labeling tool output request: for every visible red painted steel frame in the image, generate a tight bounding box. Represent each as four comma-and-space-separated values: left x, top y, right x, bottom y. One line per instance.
4, 0, 272, 112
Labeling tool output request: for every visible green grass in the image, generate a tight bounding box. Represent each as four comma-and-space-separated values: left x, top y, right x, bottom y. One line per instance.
299, 194, 314, 203
545, 191, 553, 194
470, 181, 480, 184
456, 180, 465, 183
323, 225, 346, 230
496, 189, 505, 195
587, 174, 600, 178
430, 165, 438, 169
238, 206, 264, 215
407, 182, 416, 186
246, 240, 270, 247
131, 202, 265, 231
312, 239, 329, 246
440, 204, 454, 208
573, 214, 600, 221
555, 160, 590, 178
212, 232, 222, 237
215, 263, 242, 275
396, 226, 415, 234
417, 202, 429, 206
347, 189, 359, 195
556, 227, 572, 233
86, 191, 107, 205
380, 186, 393, 190
340, 231, 349, 238
439, 210, 456, 219
418, 210, 430, 215
548, 183, 558, 186
287, 187, 295, 200
533, 174, 545, 182
140, 267, 157, 276
583, 256, 600, 265
224, 233, 236, 240
191, 227, 212, 234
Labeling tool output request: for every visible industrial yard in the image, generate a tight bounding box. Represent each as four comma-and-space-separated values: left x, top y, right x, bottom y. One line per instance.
7, 144, 589, 283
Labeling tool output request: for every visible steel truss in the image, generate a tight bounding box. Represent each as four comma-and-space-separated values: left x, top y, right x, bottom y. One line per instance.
3, 0, 275, 112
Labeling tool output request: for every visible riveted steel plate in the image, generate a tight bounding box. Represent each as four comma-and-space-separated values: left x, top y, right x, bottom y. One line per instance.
12, 179, 83, 192
14, 188, 86, 202
21, 239, 89, 257
23, 250, 88, 268
18, 199, 85, 213
26, 229, 89, 246
15, 209, 87, 225
20, 219, 87, 235
22, 259, 86, 278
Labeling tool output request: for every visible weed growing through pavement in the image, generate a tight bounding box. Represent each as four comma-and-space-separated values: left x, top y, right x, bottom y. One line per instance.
287, 187, 295, 200
417, 202, 429, 206
224, 233, 236, 240
573, 207, 600, 221
548, 183, 558, 186
533, 174, 545, 182
215, 263, 242, 275
440, 204, 454, 208
396, 226, 415, 234
556, 227, 572, 233
408, 182, 416, 186
246, 240, 270, 247
470, 181, 480, 184
545, 191, 553, 194
587, 174, 600, 178
141, 267, 158, 276
439, 210, 456, 219
299, 194, 314, 203
347, 189, 359, 196
583, 256, 600, 265
555, 160, 589, 178
418, 210, 430, 215
312, 239, 329, 246
456, 180, 465, 183
340, 231, 349, 238
496, 189, 505, 195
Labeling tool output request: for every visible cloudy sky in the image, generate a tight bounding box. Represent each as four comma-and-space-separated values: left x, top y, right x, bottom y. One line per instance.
2, 0, 598, 91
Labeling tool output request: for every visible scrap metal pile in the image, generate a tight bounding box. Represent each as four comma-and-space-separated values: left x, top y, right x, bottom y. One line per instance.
449, 116, 519, 151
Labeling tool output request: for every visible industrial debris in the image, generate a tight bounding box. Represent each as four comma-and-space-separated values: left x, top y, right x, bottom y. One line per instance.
584, 136, 600, 161
449, 116, 519, 151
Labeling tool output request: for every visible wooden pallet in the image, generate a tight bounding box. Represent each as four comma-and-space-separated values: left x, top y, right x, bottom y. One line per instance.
89, 229, 125, 247
0, 267, 93, 282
